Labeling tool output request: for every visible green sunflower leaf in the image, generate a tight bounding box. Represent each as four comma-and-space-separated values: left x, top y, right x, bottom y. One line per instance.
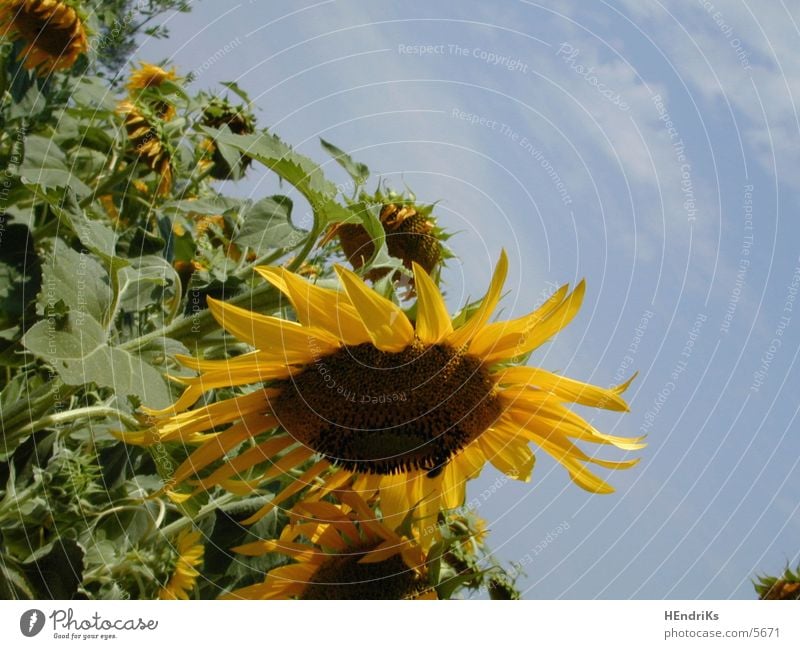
36, 238, 113, 326
199, 127, 351, 226
22, 311, 172, 410
234, 195, 304, 255
320, 138, 370, 188
18, 134, 91, 197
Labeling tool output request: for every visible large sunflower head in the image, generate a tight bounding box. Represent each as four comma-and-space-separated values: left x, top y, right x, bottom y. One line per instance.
121, 251, 643, 543
200, 96, 256, 179
157, 529, 204, 600
0, 0, 89, 75
223, 492, 432, 599
117, 99, 174, 197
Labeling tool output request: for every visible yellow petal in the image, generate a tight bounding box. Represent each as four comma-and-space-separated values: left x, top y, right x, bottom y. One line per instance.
440, 461, 467, 509
479, 428, 535, 481
501, 390, 646, 451
334, 265, 414, 352
206, 297, 340, 361
468, 284, 568, 358
255, 266, 370, 345
495, 366, 631, 411
193, 436, 296, 488
536, 436, 616, 494
379, 472, 413, 526
412, 262, 453, 344
448, 250, 508, 349
240, 463, 332, 526
481, 281, 585, 363
359, 539, 404, 563
172, 415, 266, 484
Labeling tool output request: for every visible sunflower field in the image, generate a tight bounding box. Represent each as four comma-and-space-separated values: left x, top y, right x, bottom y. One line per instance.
15, 0, 788, 603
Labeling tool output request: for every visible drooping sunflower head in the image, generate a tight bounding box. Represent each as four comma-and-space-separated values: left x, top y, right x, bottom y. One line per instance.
124, 61, 179, 121
199, 97, 256, 179
323, 190, 448, 284
117, 99, 174, 197
158, 529, 205, 600
0, 0, 89, 75
122, 251, 643, 543
126, 61, 178, 92
223, 492, 432, 599
755, 564, 800, 600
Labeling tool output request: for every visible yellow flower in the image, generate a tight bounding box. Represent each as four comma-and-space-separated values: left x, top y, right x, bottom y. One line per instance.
117, 100, 173, 197
123, 251, 643, 544
126, 62, 177, 92
158, 529, 204, 600
223, 492, 432, 599
0, 0, 88, 75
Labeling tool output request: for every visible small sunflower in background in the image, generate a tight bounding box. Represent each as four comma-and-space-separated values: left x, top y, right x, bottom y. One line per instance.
117, 99, 174, 197
158, 529, 205, 600
127, 61, 178, 93
755, 564, 800, 600
323, 192, 448, 284
121, 251, 642, 544
199, 96, 256, 179
0, 0, 88, 75
223, 492, 434, 599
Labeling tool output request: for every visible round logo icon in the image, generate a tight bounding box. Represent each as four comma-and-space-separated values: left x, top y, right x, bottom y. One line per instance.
20, 609, 45, 637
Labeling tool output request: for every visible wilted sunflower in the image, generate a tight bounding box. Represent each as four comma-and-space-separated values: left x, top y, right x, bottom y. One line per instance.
121, 251, 642, 541
0, 0, 88, 75
158, 529, 204, 600
199, 97, 256, 179
324, 202, 444, 281
117, 100, 173, 197
223, 492, 433, 599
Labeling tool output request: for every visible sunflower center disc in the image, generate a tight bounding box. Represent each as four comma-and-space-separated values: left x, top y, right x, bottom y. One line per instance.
272, 342, 501, 475
300, 553, 421, 600
16, 9, 76, 56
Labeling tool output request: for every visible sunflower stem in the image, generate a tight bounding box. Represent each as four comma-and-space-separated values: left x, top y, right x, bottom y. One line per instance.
154, 493, 239, 539
11, 405, 140, 438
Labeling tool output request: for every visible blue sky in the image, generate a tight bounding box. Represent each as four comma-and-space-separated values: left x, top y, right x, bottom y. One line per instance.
141, 0, 800, 598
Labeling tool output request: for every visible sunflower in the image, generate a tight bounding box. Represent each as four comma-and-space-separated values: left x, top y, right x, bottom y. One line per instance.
324, 202, 444, 282
127, 61, 177, 92
122, 251, 642, 543
117, 100, 173, 197
0, 0, 88, 75
200, 97, 256, 179
223, 492, 432, 599
158, 529, 204, 599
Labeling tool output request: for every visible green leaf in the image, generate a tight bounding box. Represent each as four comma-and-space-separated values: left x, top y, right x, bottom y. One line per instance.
18, 134, 91, 197
36, 238, 112, 326
0, 555, 36, 599
200, 127, 351, 226
113, 255, 180, 319
22, 312, 172, 409
22, 538, 84, 599
67, 77, 119, 112
28, 186, 119, 263
163, 195, 242, 215
234, 195, 304, 255
320, 138, 369, 187
219, 81, 252, 105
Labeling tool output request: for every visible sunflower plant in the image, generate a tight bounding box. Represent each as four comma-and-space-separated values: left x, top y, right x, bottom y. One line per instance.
0, 1, 643, 600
